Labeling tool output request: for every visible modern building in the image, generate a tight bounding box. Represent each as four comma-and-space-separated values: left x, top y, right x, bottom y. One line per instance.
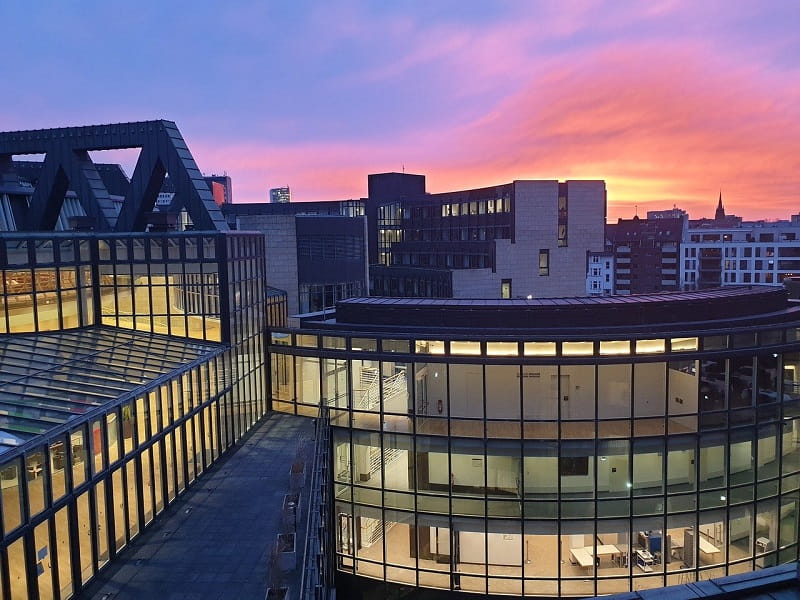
223, 201, 368, 318
269, 286, 800, 598
367, 174, 607, 299
681, 215, 800, 290
607, 216, 683, 295
647, 207, 688, 220
0, 121, 274, 600
270, 186, 291, 204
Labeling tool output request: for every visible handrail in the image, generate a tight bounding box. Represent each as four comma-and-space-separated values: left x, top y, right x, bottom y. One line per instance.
299, 405, 334, 600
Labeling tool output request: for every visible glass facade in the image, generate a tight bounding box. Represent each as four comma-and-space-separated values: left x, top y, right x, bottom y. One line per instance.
0, 231, 268, 600
270, 326, 800, 597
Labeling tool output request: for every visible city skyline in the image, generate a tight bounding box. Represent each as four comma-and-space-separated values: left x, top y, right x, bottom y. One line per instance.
1, 1, 798, 220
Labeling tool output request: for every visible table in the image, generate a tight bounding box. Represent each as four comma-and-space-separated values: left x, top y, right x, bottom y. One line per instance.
570, 547, 594, 568
570, 545, 621, 569
698, 537, 720, 555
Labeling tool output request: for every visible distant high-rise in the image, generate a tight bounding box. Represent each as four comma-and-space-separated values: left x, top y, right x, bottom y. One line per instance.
204, 173, 233, 204
270, 186, 291, 203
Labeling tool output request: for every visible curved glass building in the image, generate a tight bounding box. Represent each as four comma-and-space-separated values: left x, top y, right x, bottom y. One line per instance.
269, 286, 800, 597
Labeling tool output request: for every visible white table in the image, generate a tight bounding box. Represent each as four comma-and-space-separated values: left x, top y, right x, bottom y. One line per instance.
699, 537, 720, 555
570, 545, 621, 569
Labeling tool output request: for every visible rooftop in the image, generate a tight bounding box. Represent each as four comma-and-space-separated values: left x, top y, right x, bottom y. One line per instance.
78, 412, 314, 600
0, 326, 221, 455
329, 286, 796, 332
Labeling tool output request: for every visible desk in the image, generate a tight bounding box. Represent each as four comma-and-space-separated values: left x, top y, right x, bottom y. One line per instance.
570, 548, 594, 568
570, 545, 621, 569
698, 537, 720, 555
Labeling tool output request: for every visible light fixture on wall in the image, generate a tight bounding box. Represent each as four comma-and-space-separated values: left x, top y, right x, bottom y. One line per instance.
600, 456, 607, 461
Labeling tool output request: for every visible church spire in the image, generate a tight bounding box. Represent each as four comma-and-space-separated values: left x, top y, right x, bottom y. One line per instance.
715, 190, 725, 220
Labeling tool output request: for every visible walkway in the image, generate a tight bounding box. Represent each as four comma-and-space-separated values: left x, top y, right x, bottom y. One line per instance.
79, 412, 315, 600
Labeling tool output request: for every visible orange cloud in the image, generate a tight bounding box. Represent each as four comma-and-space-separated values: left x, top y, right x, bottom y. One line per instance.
192, 39, 800, 222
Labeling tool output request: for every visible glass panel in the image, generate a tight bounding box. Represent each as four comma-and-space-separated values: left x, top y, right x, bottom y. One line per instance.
112, 468, 126, 552
95, 479, 109, 568
107, 411, 120, 464
486, 341, 517, 356
1, 458, 24, 534
175, 426, 186, 493
599, 340, 630, 355
671, 337, 698, 351
141, 449, 154, 524
153, 440, 164, 514
7, 536, 27, 600
450, 341, 481, 355
485, 364, 520, 438
27, 449, 46, 516
77, 490, 94, 584
55, 505, 73, 599
634, 362, 666, 417
91, 419, 104, 474
523, 342, 556, 356
598, 364, 630, 419
449, 363, 483, 420
562, 341, 593, 356
126, 460, 140, 539
560, 365, 595, 420
35, 519, 55, 600
165, 433, 176, 503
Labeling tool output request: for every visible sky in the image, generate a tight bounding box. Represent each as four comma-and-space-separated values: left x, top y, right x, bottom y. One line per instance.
1, 0, 798, 221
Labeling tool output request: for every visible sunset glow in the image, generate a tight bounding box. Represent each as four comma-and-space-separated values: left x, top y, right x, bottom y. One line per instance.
2, 1, 798, 220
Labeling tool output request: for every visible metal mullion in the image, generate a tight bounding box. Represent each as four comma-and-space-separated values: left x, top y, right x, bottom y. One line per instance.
556, 362, 563, 593
592, 362, 599, 596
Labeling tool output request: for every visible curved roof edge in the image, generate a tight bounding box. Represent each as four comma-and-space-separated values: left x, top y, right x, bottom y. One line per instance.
332, 287, 794, 331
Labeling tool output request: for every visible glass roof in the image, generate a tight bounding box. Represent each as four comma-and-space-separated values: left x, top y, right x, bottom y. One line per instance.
0, 326, 221, 455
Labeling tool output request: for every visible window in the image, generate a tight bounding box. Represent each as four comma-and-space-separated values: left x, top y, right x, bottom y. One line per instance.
559, 456, 589, 476
557, 195, 568, 247
539, 249, 549, 276
501, 279, 512, 299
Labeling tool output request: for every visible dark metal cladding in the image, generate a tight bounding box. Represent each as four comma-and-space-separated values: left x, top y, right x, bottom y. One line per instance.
0, 120, 228, 232
333, 286, 793, 331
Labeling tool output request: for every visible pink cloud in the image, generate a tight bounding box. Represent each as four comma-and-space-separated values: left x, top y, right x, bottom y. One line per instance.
192, 37, 800, 222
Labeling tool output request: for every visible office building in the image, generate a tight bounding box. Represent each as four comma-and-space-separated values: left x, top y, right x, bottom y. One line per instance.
224, 201, 368, 318
367, 174, 607, 299
270, 186, 291, 204
270, 285, 800, 597
647, 207, 688, 220
0, 121, 272, 600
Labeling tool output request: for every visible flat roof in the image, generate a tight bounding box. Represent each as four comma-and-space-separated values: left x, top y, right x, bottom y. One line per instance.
0, 327, 221, 455
331, 287, 796, 332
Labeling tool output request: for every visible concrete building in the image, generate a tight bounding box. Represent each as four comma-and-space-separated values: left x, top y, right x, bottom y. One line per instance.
223, 201, 368, 318
367, 174, 607, 299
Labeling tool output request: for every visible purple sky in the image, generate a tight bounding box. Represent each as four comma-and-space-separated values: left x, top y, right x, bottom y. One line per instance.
2, 1, 799, 220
